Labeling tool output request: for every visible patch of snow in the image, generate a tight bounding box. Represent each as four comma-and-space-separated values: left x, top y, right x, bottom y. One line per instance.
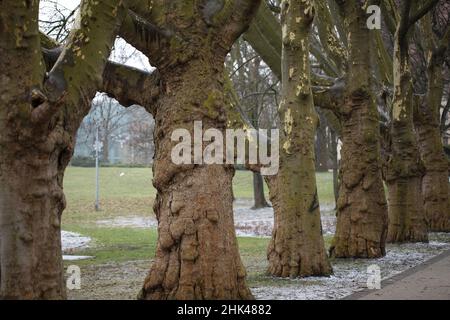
233, 199, 336, 237
63, 255, 94, 261
97, 216, 157, 228
61, 230, 91, 252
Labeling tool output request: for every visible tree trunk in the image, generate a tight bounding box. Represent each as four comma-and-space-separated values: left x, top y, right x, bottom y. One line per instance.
315, 119, 329, 172
0, 0, 127, 298
130, 0, 261, 300
416, 109, 450, 232
140, 59, 252, 300
414, 28, 450, 232
267, 0, 332, 278
386, 16, 428, 242
330, 129, 339, 206
330, 1, 388, 258
0, 1, 66, 299
252, 172, 269, 209
0, 139, 71, 299
385, 27, 428, 243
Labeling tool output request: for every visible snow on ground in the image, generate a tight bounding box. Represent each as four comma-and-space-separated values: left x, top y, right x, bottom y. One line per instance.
61, 231, 93, 260
61, 230, 91, 252
95, 199, 337, 237
233, 199, 336, 237
66, 199, 450, 300
63, 255, 93, 261
67, 233, 450, 300
252, 234, 450, 300
97, 216, 157, 229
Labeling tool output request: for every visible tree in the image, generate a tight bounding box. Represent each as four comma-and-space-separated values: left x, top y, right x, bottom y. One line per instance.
266, 0, 332, 277
85, 95, 130, 163
315, 114, 330, 173
127, 107, 155, 165
0, 0, 160, 299
329, 0, 388, 257
413, 3, 450, 232
227, 42, 274, 209
245, 0, 389, 258
119, 0, 263, 300
384, 0, 440, 242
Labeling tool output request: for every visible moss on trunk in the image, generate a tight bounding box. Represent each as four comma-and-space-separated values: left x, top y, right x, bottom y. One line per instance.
266, 0, 332, 278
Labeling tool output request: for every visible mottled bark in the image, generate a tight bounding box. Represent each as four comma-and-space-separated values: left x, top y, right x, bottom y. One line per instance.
330, 1, 388, 258
385, 2, 429, 243
267, 0, 332, 278
42, 42, 161, 114
136, 0, 261, 300
140, 61, 252, 301
414, 26, 450, 232
0, 0, 127, 299
417, 109, 450, 232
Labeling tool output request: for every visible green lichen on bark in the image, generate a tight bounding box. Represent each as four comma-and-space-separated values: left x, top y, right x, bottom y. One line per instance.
330, 0, 388, 258
385, 3, 428, 243
267, 0, 332, 278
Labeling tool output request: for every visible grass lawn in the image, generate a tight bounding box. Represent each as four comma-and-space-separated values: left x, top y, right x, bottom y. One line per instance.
63, 167, 335, 216
62, 167, 335, 273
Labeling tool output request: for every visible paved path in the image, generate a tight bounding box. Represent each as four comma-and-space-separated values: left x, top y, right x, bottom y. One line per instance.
346, 250, 450, 300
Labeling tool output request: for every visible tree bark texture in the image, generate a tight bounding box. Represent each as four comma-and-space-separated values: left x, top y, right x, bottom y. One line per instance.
385, 22, 428, 243
414, 27, 450, 232
136, 0, 262, 300
0, 0, 127, 299
330, 1, 388, 258
266, 0, 332, 278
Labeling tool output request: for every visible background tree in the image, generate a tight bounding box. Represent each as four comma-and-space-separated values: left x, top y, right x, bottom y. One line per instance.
412, 1, 450, 232
227, 41, 277, 208
245, 0, 389, 258
127, 109, 155, 165
329, 0, 388, 257
384, 0, 440, 242
266, 0, 332, 277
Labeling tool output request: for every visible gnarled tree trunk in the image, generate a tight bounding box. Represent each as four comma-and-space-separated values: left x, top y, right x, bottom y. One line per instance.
0, 1, 65, 299
0, 0, 128, 299
330, 1, 388, 258
416, 110, 450, 232
414, 26, 450, 232
140, 60, 252, 300
266, 0, 332, 278
385, 14, 428, 243
134, 0, 262, 300
0, 128, 72, 299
